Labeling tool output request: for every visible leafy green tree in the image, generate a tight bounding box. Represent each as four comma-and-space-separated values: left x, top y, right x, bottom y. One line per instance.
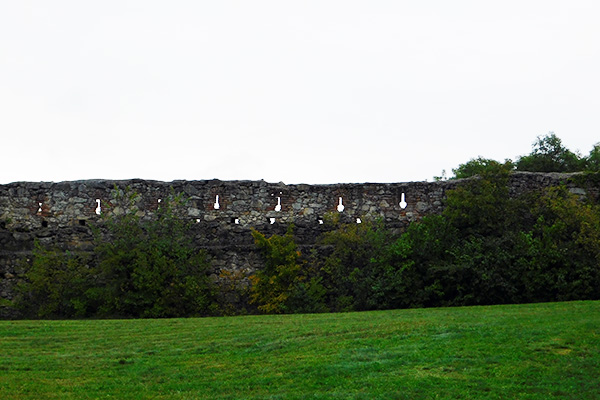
90, 190, 215, 318
16, 190, 216, 319
250, 226, 326, 314
444, 161, 518, 237
516, 132, 584, 172
318, 216, 391, 311
524, 186, 600, 301
585, 143, 600, 171
382, 215, 459, 308
384, 162, 600, 308
436, 169, 534, 306
17, 242, 92, 318
452, 157, 514, 179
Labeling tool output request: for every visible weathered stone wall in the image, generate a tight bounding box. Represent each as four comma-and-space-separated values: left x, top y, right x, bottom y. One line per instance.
0, 171, 596, 316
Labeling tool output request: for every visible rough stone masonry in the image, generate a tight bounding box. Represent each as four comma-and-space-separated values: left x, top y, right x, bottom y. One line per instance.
0, 171, 595, 315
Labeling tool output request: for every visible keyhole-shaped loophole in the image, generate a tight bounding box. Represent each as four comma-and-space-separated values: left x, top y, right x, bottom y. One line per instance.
399, 193, 407, 209
275, 197, 282, 212
95, 199, 102, 215
337, 197, 345, 212
37, 202, 43, 213
213, 195, 220, 210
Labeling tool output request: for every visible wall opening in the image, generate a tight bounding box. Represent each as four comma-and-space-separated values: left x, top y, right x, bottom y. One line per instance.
317, 217, 324, 225
95, 199, 102, 215
275, 196, 282, 212
337, 197, 345, 212
37, 202, 43, 213
399, 193, 407, 209
356, 218, 362, 224
196, 219, 201, 223
231, 217, 240, 225
78, 219, 86, 226
213, 195, 220, 210
269, 217, 276, 225
41, 220, 48, 228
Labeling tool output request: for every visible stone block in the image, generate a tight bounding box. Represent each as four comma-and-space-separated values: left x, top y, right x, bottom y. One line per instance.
188, 208, 201, 217
569, 188, 586, 196
416, 202, 429, 212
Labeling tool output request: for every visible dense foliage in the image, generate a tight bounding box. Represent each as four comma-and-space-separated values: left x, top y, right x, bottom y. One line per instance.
317, 215, 390, 312
12, 133, 600, 317
452, 133, 599, 179
17, 243, 92, 318
249, 226, 326, 314
515, 133, 584, 172
250, 166, 600, 313
452, 157, 514, 179
17, 189, 216, 318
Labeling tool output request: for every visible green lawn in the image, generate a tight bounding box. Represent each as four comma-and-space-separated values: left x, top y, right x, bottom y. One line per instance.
1, 301, 599, 399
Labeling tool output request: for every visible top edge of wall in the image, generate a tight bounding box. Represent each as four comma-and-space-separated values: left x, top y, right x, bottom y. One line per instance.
0, 171, 587, 187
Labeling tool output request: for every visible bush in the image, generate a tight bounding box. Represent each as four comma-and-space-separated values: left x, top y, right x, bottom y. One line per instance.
250, 226, 327, 314
17, 242, 92, 318
90, 190, 215, 318
452, 157, 514, 179
248, 166, 599, 313
524, 186, 600, 301
444, 161, 518, 237
17, 188, 216, 319
317, 217, 391, 311
516, 132, 585, 172
586, 143, 600, 171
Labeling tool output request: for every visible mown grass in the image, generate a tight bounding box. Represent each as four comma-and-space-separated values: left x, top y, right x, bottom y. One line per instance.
0, 301, 599, 399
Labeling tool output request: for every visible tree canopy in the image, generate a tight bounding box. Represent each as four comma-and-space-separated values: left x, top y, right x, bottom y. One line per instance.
516, 132, 584, 172
451, 133, 598, 179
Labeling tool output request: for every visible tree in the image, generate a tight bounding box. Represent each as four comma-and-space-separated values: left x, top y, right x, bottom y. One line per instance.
318, 216, 391, 311
16, 189, 216, 319
382, 215, 460, 308
452, 157, 514, 179
385, 163, 531, 308
585, 143, 600, 171
89, 189, 216, 318
516, 132, 584, 172
17, 242, 92, 318
524, 186, 600, 301
249, 226, 326, 314
444, 161, 518, 237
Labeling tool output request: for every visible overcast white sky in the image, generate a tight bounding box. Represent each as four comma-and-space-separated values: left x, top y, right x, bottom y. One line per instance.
1, 1, 599, 184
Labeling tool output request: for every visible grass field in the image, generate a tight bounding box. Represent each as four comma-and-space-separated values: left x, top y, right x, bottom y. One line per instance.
0, 301, 599, 399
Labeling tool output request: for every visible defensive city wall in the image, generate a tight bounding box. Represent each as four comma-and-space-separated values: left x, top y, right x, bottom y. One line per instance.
0, 171, 597, 314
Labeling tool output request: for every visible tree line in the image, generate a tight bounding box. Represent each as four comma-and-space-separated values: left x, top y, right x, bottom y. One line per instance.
8, 133, 600, 318
450, 132, 600, 179
13, 190, 216, 318
249, 166, 600, 313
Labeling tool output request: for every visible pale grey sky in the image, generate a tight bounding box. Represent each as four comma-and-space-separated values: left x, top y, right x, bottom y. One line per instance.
1, 1, 598, 184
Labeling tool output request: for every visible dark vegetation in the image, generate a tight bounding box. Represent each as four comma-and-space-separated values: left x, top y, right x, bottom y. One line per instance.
15, 190, 215, 318
453, 132, 600, 179
249, 168, 600, 313
9, 133, 600, 318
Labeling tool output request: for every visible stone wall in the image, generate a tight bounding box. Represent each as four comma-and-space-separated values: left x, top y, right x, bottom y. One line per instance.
0, 171, 595, 315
